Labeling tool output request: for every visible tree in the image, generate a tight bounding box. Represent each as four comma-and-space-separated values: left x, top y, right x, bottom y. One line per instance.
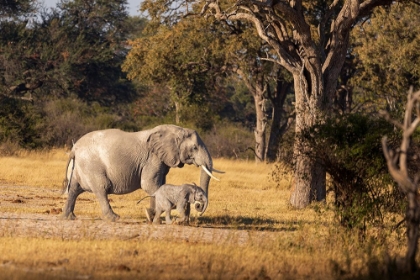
351, 2, 420, 114
0, 0, 134, 104
123, 13, 228, 129
49, 0, 134, 103
0, 1, 38, 146
0, 0, 140, 147
127, 1, 295, 161
199, 0, 409, 208
0, 0, 35, 18
222, 23, 294, 162
232, 62, 294, 162
0, 0, 41, 102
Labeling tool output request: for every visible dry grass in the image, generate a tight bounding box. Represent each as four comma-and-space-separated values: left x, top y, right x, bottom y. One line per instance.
0, 148, 66, 188
0, 149, 412, 279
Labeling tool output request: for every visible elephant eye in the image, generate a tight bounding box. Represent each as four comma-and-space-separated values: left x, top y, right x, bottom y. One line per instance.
193, 145, 198, 151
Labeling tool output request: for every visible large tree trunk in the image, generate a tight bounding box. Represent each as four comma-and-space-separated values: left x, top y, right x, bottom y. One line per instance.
289, 75, 326, 208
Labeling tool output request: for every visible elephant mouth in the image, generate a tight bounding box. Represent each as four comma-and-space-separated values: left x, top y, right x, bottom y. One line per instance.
177, 162, 185, 168
184, 158, 196, 166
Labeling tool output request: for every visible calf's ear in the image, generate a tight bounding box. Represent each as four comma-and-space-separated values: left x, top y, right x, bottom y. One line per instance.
188, 190, 196, 204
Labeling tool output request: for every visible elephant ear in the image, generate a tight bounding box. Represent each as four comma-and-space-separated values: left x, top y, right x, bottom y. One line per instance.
147, 128, 185, 167
181, 185, 196, 204
194, 187, 205, 201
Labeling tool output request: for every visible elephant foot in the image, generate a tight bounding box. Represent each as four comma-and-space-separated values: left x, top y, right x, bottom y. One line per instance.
144, 208, 155, 222
173, 219, 189, 226
102, 212, 120, 222
60, 212, 77, 220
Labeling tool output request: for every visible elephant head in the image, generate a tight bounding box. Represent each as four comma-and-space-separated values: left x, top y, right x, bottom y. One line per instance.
147, 125, 222, 214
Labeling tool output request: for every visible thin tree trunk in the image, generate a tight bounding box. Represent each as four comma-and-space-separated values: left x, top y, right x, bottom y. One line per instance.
406, 191, 420, 272
253, 83, 267, 162
174, 101, 180, 124
236, 68, 267, 162
266, 80, 292, 162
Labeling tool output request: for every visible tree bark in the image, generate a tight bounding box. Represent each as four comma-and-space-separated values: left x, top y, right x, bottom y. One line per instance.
174, 101, 180, 124
235, 68, 268, 162
406, 191, 420, 272
266, 79, 292, 162
253, 80, 267, 162
289, 76, 326, 207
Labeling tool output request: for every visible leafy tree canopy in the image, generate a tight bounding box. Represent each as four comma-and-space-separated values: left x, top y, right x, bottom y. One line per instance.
351, 2, 420, 113
123, 8, 232, 128
0, 0, 135, 104
0, 0, 35, 18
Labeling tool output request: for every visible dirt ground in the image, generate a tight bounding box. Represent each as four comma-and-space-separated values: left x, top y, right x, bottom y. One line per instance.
0, 185, 278, 245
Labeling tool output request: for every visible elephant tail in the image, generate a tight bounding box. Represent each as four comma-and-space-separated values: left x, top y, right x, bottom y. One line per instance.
136, 196, 154, 205
62, 150, 75, 195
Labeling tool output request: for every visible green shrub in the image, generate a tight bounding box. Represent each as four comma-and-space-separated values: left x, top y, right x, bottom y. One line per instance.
300, 114, 405, 230
0, 95, 256, 159
0, 97, 41, 149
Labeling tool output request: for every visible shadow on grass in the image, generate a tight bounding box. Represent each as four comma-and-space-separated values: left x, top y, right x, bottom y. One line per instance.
193, 214, 299, 232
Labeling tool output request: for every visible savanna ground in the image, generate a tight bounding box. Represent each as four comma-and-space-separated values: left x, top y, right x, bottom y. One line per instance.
0, 149, 412, 279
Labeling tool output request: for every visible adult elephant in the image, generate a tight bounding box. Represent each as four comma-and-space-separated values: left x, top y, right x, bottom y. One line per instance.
62, 124, 222, 221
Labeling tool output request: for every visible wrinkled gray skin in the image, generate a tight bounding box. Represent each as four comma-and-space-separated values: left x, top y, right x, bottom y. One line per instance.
138, 183, 208, 225
62, 125, 214, 221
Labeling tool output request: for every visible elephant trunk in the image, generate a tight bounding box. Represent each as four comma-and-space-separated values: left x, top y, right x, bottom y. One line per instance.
199, 153, 212, 196
201, 195, 208, 214
198, 146, 212, 215
195, 195, 208, 214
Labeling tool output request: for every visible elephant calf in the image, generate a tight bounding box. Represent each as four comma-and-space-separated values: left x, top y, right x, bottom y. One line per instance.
137, 183, 208, 225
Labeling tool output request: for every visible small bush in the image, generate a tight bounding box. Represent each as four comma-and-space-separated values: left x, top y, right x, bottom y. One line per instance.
13, 99, 147, 148
0, 141, 21, 156
201, 122, 255, 159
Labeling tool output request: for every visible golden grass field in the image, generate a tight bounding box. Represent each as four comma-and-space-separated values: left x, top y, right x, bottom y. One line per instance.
0, 149, 412, 279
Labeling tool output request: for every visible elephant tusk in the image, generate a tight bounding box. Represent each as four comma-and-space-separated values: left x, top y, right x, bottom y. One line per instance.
211, 168, 225, 174
201, 165, 220, 181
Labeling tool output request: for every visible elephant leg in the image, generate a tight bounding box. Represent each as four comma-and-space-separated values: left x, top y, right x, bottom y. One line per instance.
145, 196, 156, 222
184, 203, 191, 223
165, 209, 172, 225
141, 161, 169, 222
93, 189, 120, 222
61, 182, 84, 220
176, 202, 190, 225
152, 208, 162, 224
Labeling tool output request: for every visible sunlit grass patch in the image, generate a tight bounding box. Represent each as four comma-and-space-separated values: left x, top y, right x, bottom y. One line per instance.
0, 236, 339, 280
0, 149, 416, 279
0, 148, 68, 188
